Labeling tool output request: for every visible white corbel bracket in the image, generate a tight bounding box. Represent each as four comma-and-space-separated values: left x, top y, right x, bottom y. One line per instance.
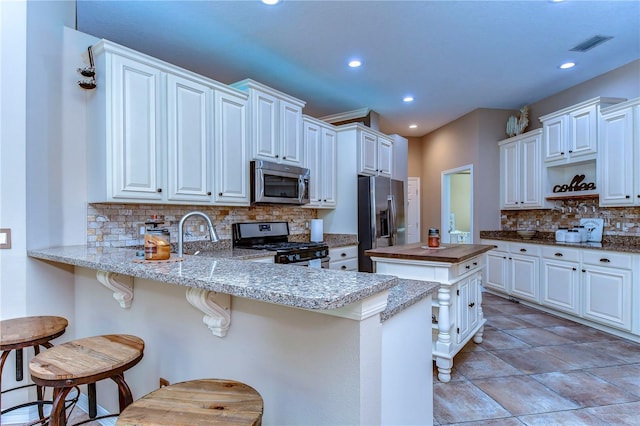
96, 270, 134, 308
185, 288, 231, 337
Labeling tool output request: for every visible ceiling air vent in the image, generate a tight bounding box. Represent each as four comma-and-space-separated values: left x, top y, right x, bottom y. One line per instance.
570, 35, 613, 52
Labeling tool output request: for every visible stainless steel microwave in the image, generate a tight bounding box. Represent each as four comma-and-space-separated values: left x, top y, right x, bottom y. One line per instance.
250, 160, 310, 205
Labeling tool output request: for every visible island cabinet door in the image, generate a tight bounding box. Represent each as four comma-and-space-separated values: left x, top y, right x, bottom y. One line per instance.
485, 250, 509, 293
456, 273, 481, 343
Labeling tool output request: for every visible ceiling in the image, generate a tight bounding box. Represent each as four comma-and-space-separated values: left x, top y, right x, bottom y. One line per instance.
75, 0, 640, 137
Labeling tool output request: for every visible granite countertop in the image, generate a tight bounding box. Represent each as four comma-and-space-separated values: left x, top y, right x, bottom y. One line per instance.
380, 279, 439, 322
366, 243, 495, 263
479, 231, 640, 254
28, 245, 405, 312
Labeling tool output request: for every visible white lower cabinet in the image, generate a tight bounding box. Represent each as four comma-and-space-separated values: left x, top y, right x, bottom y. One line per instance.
483, 240, 639, 339
328, 245, 358, 271
483, 241, 539, 303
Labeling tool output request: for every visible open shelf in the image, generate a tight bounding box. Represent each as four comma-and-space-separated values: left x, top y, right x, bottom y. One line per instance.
545, 193, 599, 201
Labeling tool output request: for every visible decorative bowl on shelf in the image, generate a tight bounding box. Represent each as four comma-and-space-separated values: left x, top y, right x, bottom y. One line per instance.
516, 230, 537, 240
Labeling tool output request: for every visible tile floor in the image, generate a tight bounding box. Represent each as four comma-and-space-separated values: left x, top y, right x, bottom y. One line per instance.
433, 291, 640, 425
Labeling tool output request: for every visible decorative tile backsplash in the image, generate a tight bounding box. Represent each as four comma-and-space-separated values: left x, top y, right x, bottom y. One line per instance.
501, 198, 640, 236
88, 204, 317, 248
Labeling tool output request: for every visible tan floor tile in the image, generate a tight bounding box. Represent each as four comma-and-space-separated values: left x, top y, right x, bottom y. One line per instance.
586, 340, 640, 364
537, 343, 629, 369
586, 400, 640, 425
513, 313, 577, 328
481, 328, 530, 351
473, 375, 580, 416
449, 417, 524, 426
531, 371, 639, 407
486, 315, 533, 331
543, 324, 622, 343
517, 408, 609, 425
504, 327, 575, 346
588, 364, 640, 397
491, 347, 576, 374
433, 380, 511, 424
454, 351, 523, 380
483, 303, 538, 317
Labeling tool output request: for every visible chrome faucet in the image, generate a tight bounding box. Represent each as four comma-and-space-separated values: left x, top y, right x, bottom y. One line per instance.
177, 211, 219, 257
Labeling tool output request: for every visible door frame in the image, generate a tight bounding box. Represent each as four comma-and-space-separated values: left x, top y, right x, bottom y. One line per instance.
441, 164, 474, 244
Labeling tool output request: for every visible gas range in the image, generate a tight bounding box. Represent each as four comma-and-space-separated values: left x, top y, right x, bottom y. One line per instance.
232, 222, 329, 266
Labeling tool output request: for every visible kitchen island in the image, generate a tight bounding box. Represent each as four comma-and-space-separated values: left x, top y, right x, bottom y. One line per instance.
366, 243, 495, 382
28, 245, 438, 425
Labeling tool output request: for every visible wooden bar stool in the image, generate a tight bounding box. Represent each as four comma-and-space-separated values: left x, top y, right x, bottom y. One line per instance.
29, 334, 144, 426
116, 378, 264, 426
1, 316, 68, 418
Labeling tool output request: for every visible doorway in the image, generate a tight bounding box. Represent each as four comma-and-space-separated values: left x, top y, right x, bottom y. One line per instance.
441, 165, 473, 244
407, 177, 421, 243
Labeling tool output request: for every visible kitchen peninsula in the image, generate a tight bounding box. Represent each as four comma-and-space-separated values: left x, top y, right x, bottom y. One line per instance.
28, 245, 438, 425
366, 243, 495, 382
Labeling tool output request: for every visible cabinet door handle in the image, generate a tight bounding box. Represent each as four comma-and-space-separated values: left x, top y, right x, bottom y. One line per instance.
341, 253, 347, 257
572, 267, 577, 271
560, 151, 565, 155
282, 156, 287, 160
554, 252, 563, 257
341, 265, 347, 270
582, 269, 586, 272
568, 150, 573, 153
508, 257, 512, 260
275, 154, 279, 158
157, 188, 162, 193
207, 191, 212, 196
468, 302, 475, 308
626, 195, 631, 199
218, 192, 223, 196
600, 258, 611, 263
520, 248, 527, 252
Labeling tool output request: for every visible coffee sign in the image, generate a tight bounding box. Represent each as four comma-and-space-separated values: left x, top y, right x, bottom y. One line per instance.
552, 174, 596, 193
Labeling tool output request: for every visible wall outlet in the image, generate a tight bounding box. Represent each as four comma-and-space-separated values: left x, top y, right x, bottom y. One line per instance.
0, 228, 11, 249
139, 225, 146, 235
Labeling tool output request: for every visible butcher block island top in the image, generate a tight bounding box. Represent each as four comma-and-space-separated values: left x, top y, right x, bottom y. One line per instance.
366, 243, 495, 263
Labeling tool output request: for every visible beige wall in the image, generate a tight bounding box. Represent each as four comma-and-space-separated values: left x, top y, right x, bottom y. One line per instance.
409, 59, 640, 242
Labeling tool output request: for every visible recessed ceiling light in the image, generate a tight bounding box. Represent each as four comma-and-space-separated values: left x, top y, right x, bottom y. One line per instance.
262, 0, 280, 5
409, 124, 417, 129
559, 61, 575, 69
348, 59, 362, 68
403, 96, 414, 103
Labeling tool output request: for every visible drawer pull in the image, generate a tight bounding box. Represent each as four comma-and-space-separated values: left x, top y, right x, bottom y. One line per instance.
468, 302, 475, 308
582, 269, 586, 273
520, 248, 527, 252
572, 267, 577, 271
600, 258, 611, 263
341, 253, 347, 257
554, 253, 563, 257
465, 265, 470, 269
341, 265, 347, 270
473, 262, 478, 266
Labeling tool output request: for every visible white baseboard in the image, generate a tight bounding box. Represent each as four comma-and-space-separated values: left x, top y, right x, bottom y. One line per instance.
0, 392, 116, 426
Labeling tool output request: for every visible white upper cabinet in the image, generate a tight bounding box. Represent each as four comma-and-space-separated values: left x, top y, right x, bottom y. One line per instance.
540, 97, 625, 165
498, 129, 547, 209
303, 116, 337, 208
213, 89, 250, 205
88, 39, 249, 205
232, 79, 306, 167
358, 128, 393, 177
598, 98, 640, 206
166, 74, 212, 203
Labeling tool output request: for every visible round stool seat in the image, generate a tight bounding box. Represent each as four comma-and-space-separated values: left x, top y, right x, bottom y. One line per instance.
29, 334, 144, 426
0, 316, 68, 350
117, 379, 264, 426
30, 334, 144, 385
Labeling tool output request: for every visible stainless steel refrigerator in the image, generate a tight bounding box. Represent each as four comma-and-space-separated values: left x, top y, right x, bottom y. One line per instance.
358, 175, 406, 272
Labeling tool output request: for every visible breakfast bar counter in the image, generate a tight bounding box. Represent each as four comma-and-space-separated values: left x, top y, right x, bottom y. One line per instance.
28, 245, 438, 425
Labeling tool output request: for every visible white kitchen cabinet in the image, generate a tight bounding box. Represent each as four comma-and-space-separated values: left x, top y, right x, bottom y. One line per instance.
456, 272, 482, 344
303, 116, 337, 209
541, 246, 580, 315
166, 73, 212, 203
482, 239, 640, 340
581, 250, 633, 331
231, 79, 305, 167
359, 130, 393, 178
539, 97, 624, 165
598, 98, 640, 206
328, 245, 358, 271
88, 45, 164, 202
88, 39, 249, 206
481, 240, 540, 303
498, 129, 547, 210
213, 90, 250, 205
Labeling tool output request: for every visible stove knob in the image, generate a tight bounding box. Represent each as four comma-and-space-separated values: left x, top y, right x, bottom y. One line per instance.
295, 254, 301, 261
287, 254, 295, 262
